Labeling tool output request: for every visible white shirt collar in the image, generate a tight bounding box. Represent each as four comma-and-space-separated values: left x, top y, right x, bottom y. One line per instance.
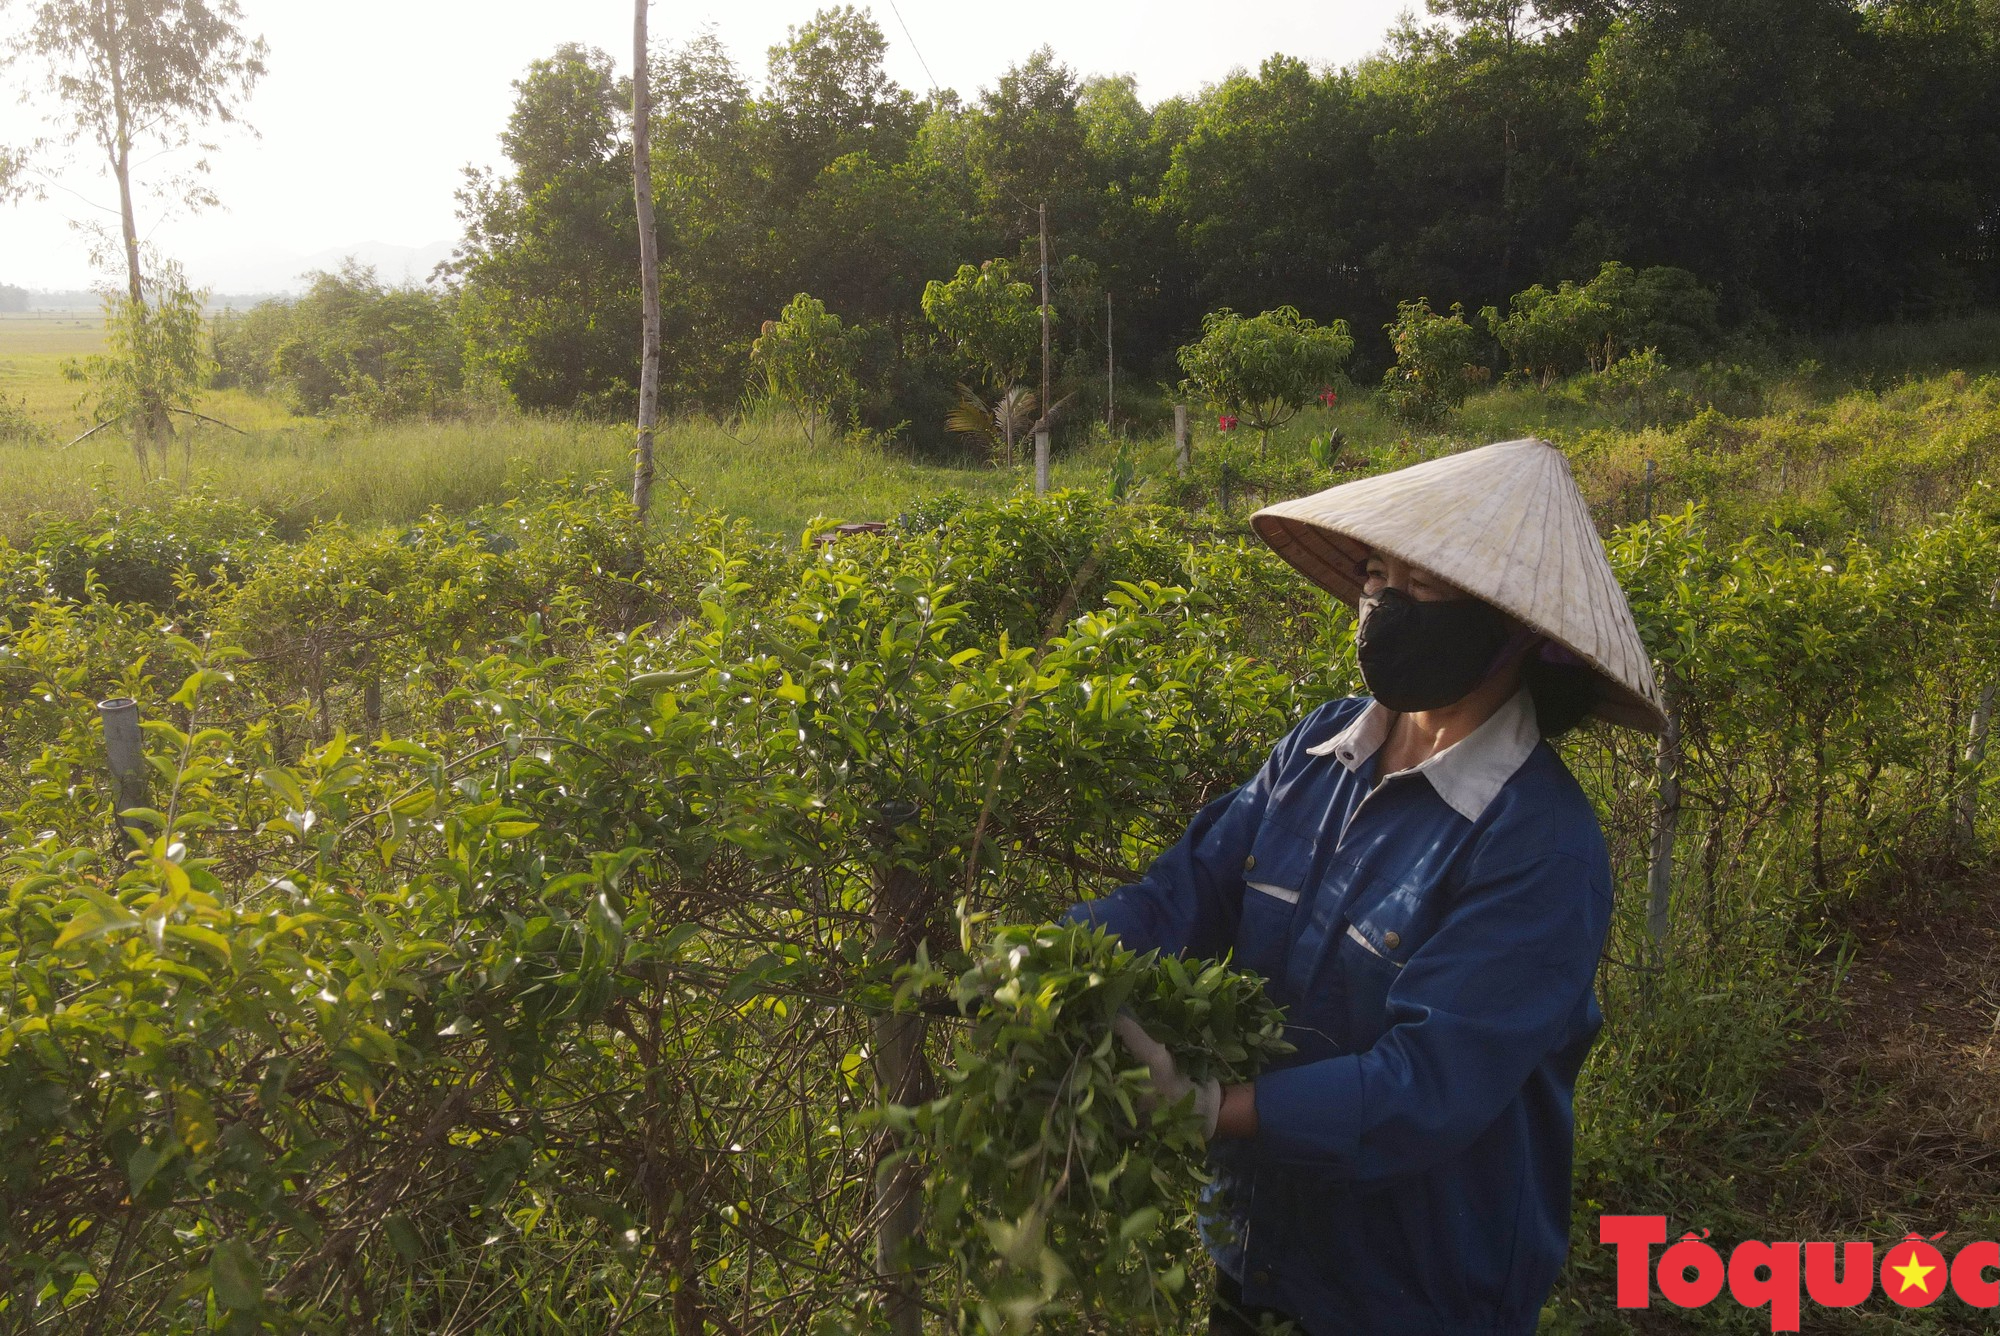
1305, 688, 1541, 822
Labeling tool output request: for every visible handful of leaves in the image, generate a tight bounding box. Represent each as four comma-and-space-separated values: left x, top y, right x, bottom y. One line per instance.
900, 922, 1291, 1331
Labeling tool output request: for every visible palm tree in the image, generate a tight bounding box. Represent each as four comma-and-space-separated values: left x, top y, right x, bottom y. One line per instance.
945, 384, 1074, 467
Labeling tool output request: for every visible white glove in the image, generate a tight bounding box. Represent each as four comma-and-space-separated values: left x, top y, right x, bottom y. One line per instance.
1113, 1012, 1222, 1138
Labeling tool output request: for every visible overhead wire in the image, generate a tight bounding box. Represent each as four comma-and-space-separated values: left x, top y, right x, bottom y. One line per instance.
883, 0, 941, 98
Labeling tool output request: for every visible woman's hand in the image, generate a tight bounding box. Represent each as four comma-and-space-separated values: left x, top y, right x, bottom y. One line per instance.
1112, 1012, 1222, 1137
1214, 1082, 1258, 1140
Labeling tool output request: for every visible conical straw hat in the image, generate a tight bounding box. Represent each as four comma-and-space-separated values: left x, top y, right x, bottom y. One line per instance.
1250, 438, 1666, 733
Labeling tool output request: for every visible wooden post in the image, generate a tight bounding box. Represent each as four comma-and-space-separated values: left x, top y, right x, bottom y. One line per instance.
630, 0, 662, 520
1174, 404, 1190, 476
870, 800, 926, 1336
1955, 584, 2000, 849
1958, 682, 1997, 848
1646, 699, 1681, 944
1038, 203, 1051, 439
1642, 458, 1656, 520
98, 697, 149, 845
1034, 430, 1051, 498
362, 676, 382, 737
1105, 291, 1114, 428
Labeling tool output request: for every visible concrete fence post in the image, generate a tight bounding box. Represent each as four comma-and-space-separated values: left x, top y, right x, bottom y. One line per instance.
1034, 429, 1051, 498
98, 697, 150, 845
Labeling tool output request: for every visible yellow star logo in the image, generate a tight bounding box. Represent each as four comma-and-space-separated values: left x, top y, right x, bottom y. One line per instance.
1890, 1252, 1937, 1295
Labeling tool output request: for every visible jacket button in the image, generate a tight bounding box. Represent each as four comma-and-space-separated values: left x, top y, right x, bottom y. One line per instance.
1251, 1269, 1273, 1286
1243, 855, 1256, 872
1383, 930, 1401, 950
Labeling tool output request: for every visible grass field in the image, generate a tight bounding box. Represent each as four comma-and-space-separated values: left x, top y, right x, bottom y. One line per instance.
0, 310, 105, 430
0, 309, 295, 441
6, 310, 2000, 545
0, 410, 1077, 539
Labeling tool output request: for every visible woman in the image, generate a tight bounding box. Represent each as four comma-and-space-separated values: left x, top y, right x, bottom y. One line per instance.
1064, 439, 1666, 1335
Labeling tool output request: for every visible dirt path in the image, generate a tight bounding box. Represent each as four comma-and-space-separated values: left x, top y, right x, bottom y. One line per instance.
1792, 879, 2000, 1236
1581, 877, 2000, 1333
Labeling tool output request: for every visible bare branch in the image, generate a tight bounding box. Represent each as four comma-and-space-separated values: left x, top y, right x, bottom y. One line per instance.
60, 417, 119, 449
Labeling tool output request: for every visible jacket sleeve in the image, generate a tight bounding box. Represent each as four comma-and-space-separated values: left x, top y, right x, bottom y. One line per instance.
1250, 849, 1608, 1183
1059, 783, 1260, 959
1059, 701, 1355, 958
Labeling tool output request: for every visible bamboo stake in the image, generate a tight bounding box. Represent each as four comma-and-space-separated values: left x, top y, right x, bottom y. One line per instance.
61, 419, 118, 450
1958, 682, 1996, 849
168, 406, 248, 434
1038, 202, 1051, 439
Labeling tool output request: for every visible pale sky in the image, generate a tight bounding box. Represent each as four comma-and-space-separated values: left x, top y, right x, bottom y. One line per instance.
1, 1, 1412, 292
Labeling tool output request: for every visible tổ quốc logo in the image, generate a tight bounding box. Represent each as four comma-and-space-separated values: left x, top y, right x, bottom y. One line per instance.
1600, 1216, 1998, 1331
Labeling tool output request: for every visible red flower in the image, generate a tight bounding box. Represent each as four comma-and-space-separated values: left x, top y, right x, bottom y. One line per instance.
1217, 414, 1238, 432
1318, 387, 1339, 407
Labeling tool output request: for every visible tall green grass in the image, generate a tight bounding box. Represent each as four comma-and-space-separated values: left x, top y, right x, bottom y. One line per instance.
0, 413, 1078, 542
9, 311, 2000, 548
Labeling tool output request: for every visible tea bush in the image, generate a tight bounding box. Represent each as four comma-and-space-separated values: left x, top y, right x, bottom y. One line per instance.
904, 923, 1291, 1331
2, 478, 1998, 1331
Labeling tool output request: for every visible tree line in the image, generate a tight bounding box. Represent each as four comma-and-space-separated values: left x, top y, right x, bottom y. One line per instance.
430, 0, 1998, 442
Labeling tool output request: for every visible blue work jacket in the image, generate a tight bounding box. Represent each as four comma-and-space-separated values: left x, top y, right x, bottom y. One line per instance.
1064, 690, 1612, 1335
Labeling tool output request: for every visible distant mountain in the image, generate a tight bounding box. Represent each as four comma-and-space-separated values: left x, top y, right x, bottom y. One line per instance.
180, 239, 457, 295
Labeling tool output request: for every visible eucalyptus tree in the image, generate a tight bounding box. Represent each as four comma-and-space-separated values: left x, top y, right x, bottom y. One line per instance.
0, 143, 24, 202
631, 0, 661, 519
2, 0, 265, 468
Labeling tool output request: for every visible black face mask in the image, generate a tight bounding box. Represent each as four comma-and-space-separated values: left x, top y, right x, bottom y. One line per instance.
1355, 586, 1514, 712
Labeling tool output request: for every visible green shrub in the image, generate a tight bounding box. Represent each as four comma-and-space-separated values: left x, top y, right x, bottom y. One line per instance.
749, 292, 862, 445
63, 261, 213, 465
1158, 432, 1324, 522
1176, 306, 1353, 455
3, 477, 1999, 1330
905, 922, 1291, 1330
1484, 262, 1719, 384
26, 490, 272, 611
214, 262, 467, 419
922, 259, 1041, 395
0, 393, 46, 446
1379, 298, 1489, 423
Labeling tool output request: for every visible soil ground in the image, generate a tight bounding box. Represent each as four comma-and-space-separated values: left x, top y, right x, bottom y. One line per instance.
1614, 873, 2000, 1333
1790, 875, 2000, 1240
